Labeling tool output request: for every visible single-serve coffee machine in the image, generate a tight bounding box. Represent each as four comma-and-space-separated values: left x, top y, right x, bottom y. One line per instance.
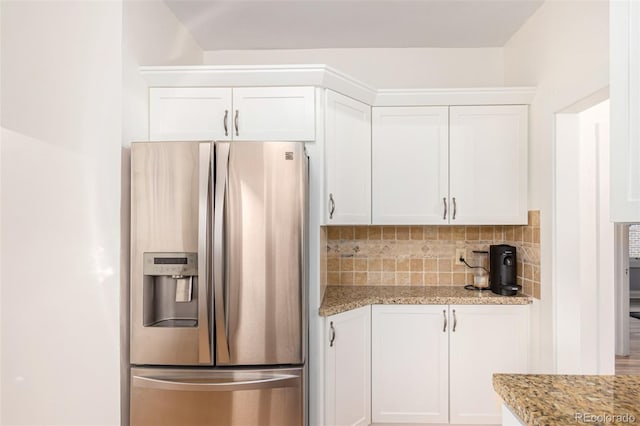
489, 244, 521, 296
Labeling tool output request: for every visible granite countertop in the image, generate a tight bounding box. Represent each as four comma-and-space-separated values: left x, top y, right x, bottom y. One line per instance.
319, 285, 532, 316
493, 374, 640, 426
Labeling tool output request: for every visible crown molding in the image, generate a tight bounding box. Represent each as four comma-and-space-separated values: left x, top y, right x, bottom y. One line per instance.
140, 65, 535, 106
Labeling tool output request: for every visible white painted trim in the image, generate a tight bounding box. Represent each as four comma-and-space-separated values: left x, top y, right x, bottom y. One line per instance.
139, 64, 535, 107
374, 87, 536, 106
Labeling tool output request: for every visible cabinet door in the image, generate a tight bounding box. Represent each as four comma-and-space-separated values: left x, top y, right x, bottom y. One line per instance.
325, 306, 371, 426
325, 90, 372, 224
149, 88, 232, 141
610, 0, 640, 221
372, 107, 449, 224
449, 305, 529, 425
449, 106, 528, 224
372, 305, 449, 424
232, 87, 315, 141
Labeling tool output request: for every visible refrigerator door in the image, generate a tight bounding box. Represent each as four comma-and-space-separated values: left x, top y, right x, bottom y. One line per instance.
130, 141, 213, 365
214, 141, 306, 366
130, 367, 303, 426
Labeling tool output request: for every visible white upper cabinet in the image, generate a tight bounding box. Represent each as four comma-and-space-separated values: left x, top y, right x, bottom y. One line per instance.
150, 88, 233, 141
372, 107, 449, 224
232, 87, 315, 141
324, 90, 372, 225
372, 105, 528, 225
448, 305, 529, 425
371, 305, 449, 424
611, 0, 640, 221
149, 86, 315, 142
325, 306, 371, 426
449, 105, 528, 225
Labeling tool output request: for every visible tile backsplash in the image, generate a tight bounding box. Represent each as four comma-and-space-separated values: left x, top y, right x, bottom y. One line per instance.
324, 211, 541, 299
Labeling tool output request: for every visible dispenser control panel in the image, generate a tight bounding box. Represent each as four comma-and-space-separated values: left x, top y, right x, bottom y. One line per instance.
143, 252, 197, 276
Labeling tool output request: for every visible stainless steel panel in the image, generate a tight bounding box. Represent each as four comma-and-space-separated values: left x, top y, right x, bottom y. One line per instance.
216, 141, 306, 366
130, 367, 303, 426
130, 141, 213, 365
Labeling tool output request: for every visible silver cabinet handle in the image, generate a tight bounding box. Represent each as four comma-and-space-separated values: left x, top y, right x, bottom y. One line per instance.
197, 142, 213, 364
214, 142, 231, 364
329, 321, 336, 347
443, 309, 447, 332
329, 193, 335, 219
223, 110, 229, 136
452, 197, 457, 220
452, 309, 457, 332
443, 197, 447, 220
234, 110, 239, 136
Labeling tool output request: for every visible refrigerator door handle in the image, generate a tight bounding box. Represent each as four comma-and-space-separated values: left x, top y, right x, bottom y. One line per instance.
214, 142, 231, 363
197, 142, 213, 364
132, 374, 300, 392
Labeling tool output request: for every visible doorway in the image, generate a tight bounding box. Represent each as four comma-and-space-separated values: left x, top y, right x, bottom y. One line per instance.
615, 224, 640, 374
554, 93, 614, 374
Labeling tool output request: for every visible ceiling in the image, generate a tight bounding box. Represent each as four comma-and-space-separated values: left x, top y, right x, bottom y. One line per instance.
164, 0, 544, 50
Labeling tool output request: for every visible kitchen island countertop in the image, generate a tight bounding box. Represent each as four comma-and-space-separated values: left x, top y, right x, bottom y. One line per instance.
493, 374, 640, 426
319, 285, 531, 316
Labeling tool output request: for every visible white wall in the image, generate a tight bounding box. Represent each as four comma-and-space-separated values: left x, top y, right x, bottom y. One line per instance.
503, 0, 609, 372
1, 1, 122, 424
0, 1, 202, 424
204, 48, 505, 88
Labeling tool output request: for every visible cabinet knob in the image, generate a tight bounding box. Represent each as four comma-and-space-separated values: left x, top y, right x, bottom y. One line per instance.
329, 193, 336, 219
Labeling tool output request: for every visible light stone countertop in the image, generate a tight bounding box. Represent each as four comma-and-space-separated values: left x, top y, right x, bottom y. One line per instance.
493, 374, 640, 426
319, 285, 532, 316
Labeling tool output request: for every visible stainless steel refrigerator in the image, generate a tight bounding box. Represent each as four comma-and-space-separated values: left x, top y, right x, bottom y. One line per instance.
129, 141, 307, 426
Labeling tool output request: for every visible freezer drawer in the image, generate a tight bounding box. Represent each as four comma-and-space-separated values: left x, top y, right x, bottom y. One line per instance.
130, 367, 303, 426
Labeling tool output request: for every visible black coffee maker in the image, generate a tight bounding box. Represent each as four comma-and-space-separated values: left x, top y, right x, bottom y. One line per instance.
489, 244, 521, 296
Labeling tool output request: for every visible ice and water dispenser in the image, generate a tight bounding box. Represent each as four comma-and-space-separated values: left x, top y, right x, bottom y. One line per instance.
142, 252, 198, 328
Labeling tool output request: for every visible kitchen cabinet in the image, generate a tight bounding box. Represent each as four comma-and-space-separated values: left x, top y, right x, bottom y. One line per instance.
371, 305, 448, 424
372, 107, 449, 224
324, 306, 371, 426
149, 86, 315, 142
449, 106, 527, 225
368, 304, 528, 425
324, 90, 372, 225
449, 305, 529, 425
610, 0, 640, 221
372, 105, 527, 225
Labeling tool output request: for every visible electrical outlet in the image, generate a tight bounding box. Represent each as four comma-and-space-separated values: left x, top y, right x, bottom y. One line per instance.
455, 249, 466, 265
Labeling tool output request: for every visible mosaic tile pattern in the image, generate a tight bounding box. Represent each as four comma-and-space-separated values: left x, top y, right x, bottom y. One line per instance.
324, 211, 541, 299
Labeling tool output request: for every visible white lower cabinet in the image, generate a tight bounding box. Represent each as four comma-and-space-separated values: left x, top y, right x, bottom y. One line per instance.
448, 305, 529, 425
362, 304, 529, 426
325, 306, 371, 426
372, 305, 448, 424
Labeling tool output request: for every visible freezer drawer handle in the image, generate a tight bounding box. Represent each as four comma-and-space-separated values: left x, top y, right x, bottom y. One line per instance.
132, 374, 300, 392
